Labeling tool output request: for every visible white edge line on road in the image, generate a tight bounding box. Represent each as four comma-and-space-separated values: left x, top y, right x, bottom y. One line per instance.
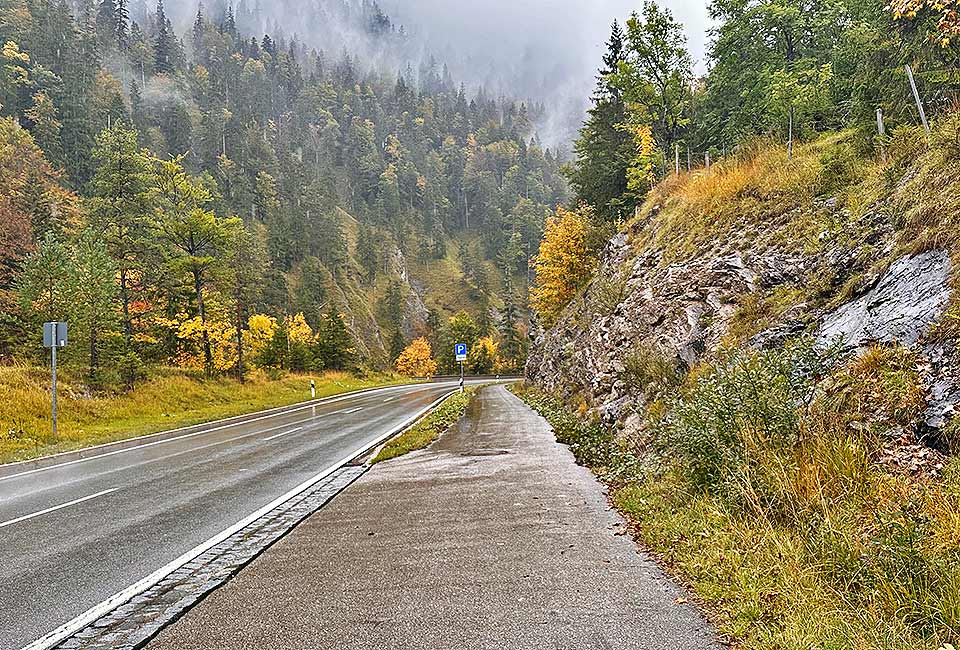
0, 489, 119, 530
0, 382, 453, 484
263, 427, 304, 442
20, 389, 457, 650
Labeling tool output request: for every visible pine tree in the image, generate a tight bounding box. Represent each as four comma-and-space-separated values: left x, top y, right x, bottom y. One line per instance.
87, 127, 154, 352
567, 20, 634, 223
153, 157, 235, 374
70, 230, 118, 384
15, 233, 75, 325
153, 0, 174, 75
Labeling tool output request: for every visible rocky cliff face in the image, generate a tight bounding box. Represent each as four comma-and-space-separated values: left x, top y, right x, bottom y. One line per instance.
527, 175, 959, 470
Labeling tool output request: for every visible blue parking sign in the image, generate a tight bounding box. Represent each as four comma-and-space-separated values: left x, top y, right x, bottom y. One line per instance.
455, 343, 468, 362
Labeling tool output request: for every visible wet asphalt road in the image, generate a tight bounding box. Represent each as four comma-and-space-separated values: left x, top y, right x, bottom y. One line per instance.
0, 381, 463, 650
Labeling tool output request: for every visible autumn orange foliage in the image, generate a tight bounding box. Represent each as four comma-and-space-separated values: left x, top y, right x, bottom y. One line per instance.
395, 337, 438, 378
529, 205, 597, 328
890, 0, 960, 47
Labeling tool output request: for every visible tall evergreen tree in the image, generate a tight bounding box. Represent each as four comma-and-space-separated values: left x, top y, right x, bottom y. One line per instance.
96, 0, 118, 45
567, 20, 634, 223
87, 127, 154, 351
115, 0, 129, 49
70, 230, 118, 384
153, 0, 174, 74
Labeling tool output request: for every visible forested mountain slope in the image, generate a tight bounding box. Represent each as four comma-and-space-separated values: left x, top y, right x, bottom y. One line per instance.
0, 0, 567, 383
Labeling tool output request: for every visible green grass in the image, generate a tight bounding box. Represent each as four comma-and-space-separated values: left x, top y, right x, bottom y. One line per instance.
372, 387, 475, 463
0, 366, 405, 464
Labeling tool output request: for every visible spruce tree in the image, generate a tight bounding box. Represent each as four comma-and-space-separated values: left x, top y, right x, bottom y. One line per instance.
567, 20, 633, 223
153, 0, 174, 74
96, 0, 118, 45
115, 0, 129, 49
193, 3, 206, 64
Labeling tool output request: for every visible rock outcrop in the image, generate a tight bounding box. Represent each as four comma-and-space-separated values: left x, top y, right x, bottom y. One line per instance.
816, 250, 951, 351
527, 201, 958, 466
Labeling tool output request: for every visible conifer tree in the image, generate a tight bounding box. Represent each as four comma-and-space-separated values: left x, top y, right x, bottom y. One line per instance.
115, 0, 129, 49
87, 127, 154, 351
567, 20, 633, 223
153, 0, 174, 74
96, 0, 118, 46
70, 230, 118, 384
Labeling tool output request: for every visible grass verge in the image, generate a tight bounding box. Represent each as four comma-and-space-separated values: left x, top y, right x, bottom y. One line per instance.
0, 367, 405, 464
372, 387, 476, 464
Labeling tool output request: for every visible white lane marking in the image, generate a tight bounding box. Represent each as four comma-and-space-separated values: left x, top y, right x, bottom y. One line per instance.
22, 390, 458, 650
263, 427, 304, 442
0, 489, 119, 530
383, 396, 396, 403
338, 407, 363, 415
0, 382, 457, 484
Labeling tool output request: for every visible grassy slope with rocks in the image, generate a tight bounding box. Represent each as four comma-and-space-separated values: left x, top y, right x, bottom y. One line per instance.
524, 120, 960, 649
0, 367, 403, 464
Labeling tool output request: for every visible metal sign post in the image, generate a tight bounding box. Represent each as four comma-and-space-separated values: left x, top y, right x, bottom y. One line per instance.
43, 322, 68, 438
455, 343, 467, 393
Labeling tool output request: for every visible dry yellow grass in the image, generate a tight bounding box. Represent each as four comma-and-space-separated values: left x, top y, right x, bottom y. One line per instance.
634, 134, 853, 263
0, 366, 403, 464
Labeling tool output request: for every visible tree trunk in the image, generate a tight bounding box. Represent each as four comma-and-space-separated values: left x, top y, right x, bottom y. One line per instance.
119, 266, 132, 349
194, 269, 213, 374
235, 297, 245, 383
89, 326, 99, 386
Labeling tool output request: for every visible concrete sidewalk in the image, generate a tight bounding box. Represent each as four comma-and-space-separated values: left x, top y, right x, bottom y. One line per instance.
148, 385, 721, 650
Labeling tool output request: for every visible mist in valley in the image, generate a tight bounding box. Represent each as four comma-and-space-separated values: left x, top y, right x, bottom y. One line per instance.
138, 0, 711, 152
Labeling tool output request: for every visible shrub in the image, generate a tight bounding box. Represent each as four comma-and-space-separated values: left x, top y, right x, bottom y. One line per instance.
511, 384, 639, 480
818, 141, 861, 195
659, 343, 820, 508
934, 110, 960, 162
621, 343, 682, 397
821, 344, 925, 438
885, 124, 927, 187
590, 271, 628, 314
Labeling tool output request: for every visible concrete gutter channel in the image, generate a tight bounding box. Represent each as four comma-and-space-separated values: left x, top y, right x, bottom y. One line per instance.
19, 385, 463, 650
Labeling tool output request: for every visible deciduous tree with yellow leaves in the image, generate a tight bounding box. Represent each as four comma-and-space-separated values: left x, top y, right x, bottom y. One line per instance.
890, 0, 960, 49
529, 205, 598, 328
468, 336, 499, 375
395, 337, 438, 378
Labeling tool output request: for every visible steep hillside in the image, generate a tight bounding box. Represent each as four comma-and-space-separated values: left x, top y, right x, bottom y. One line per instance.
531, 125, 960, 455
525, 123, 960, 646
0, 0, 561, 382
